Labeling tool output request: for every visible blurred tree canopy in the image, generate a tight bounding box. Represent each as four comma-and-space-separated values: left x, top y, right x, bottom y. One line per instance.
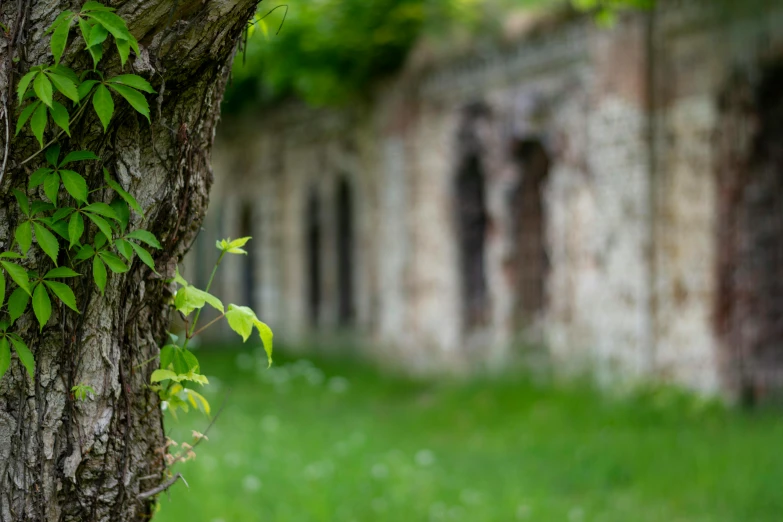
223, 0, 652, 111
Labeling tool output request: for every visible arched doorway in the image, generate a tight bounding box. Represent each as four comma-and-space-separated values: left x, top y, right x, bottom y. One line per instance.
336, 176, 355, 327
715, 63, 783, 403
455, 103, 490, 332
511, 139, 550, 327
306, 188, 322, 327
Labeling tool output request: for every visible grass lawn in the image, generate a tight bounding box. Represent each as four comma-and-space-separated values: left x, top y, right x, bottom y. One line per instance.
156, 346, 783, 522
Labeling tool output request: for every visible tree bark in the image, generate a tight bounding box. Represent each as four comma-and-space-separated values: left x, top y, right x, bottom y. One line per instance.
0, 0, 256, 520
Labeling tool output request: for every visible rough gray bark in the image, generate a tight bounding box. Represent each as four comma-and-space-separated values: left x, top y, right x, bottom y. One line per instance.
0, 0, 256, 520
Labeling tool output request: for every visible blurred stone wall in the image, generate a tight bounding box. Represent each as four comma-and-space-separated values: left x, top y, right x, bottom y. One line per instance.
186, 0, 783, 397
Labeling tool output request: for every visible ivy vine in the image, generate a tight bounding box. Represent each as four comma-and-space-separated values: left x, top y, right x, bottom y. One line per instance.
2, 2, 273, 430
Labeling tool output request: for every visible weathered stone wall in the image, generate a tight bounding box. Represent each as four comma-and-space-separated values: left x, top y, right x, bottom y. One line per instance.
190, 0, 783, 395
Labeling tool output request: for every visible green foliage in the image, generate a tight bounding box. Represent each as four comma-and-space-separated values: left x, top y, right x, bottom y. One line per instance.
71, 382, 96, 401
154, 237, 272, 417
15, 2, 152, 148
0, 321, 33, 381
227, 0, 438, 108
226, 0, 653, 110
0, 3, 167, 383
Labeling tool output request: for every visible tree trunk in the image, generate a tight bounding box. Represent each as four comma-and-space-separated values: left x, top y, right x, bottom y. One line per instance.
0, 0, 256, 520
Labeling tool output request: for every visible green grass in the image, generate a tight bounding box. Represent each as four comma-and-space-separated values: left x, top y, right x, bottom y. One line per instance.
156, 347, 783, 522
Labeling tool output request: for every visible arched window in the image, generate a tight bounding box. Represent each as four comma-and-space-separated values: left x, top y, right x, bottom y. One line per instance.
306, 188, 322, 327
336, 177, 355, 327
455, 151, 489, 331
455, 103, 491, 332
511, 139, 550, 326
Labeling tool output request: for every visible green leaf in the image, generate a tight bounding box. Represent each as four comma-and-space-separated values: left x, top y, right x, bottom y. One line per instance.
108, 83, 149, 122
110, 199, 129, 232
68, 212, 84, 248
78, 17, 93, 44
107, 75, 155, 93
92, 256, 107, 294
17, 71, 38, 103
98, 251, 128, 273
47, 9, 74, 34
0, 273, 5, 311
50, 65, 79, 84
60, 170, 88, 203
126, 230, 161, 249
44, 281, 79, 312
51, 207, 74, 222
32, 284, 52, 330
116, 38, 130, 67
159, 344, 176, 370
174, 285, 223, 316
30, 201, 55, 217
1, 262, 31, 296
50, 16, 73, 65
30, 103, 47, 148
0, 338, 10, 381
219, 236, 251, 255
182, 388, 211, 415
115, 238, 133, 260
45, 144, 60, 166
150, 369, 177, 383
172, 349, 190, 375
92, 83, 113, 132
15, 102, 39, 135
180, 349, 200, 373
29, 167, 52, 188
87, 44, 104, 70
9, 337, 35, 381
88, 22, 108, 47
47, 72, 79, 103
129, 242, 157, 273
104, 171, 142, 215
49, 101, 71, 136
75, 244, 95, 261
84, 202, 118, 220
127, 34, 140, 56
153, 369, 209, 386
13, 189, 30, 216
254, 318, 274, 367
94, 231, 108, 249
33, 222, 60, 264
43, 171, 60, 203
44, 218, 69, 241
225, 305, 273, 366
8, 287, 30, 323
84, 11, 131, 41
60, 150, 99, 166
77, 79, 98, 101
15, 222, 32, 254
45, 267, 79, 279
86, 213, 114, 244
33, 73, 53, 107
225, 304, 255, 342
